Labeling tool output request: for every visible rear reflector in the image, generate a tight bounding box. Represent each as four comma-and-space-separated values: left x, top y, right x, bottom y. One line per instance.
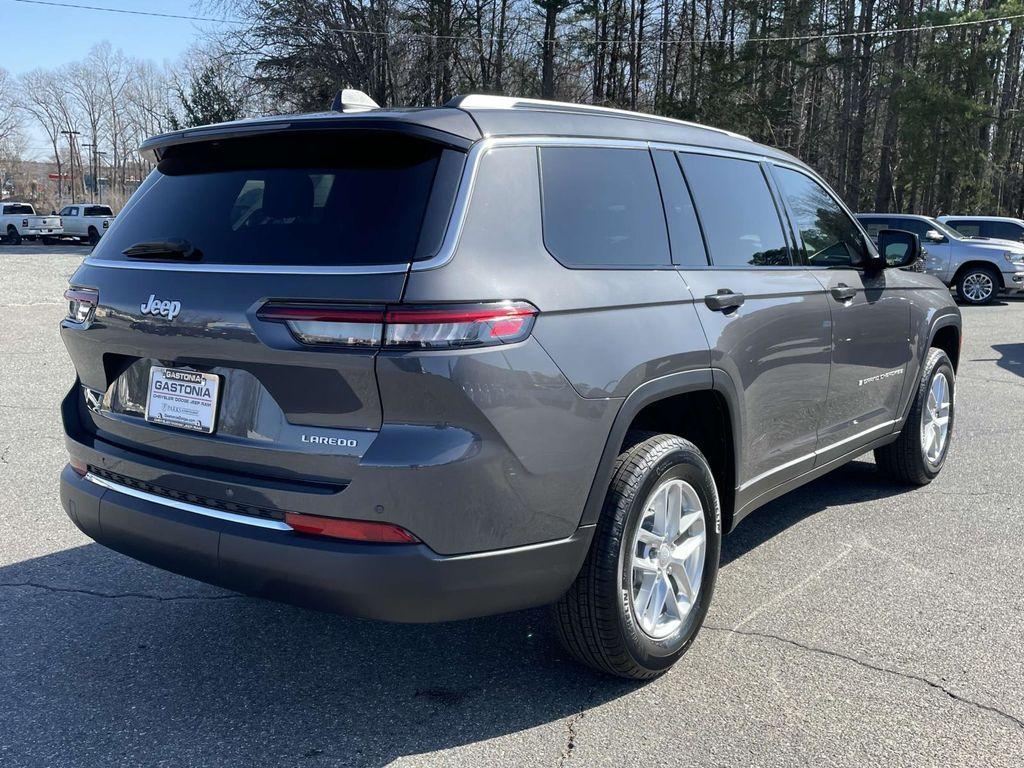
284, 512, 419, 544
258, 301, 537, 349
69, 457, 88, 477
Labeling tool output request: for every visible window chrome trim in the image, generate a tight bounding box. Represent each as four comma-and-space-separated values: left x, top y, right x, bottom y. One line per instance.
83, 134, 805, 276
738, 419, 898, 492
84, 472, 294, 531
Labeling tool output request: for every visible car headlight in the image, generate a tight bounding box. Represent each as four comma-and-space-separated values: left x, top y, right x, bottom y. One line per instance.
1004, 251, 1024, 266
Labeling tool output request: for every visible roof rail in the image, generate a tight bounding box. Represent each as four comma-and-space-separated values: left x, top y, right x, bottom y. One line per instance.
330, 88, 381, 114
446, 94, 750, 141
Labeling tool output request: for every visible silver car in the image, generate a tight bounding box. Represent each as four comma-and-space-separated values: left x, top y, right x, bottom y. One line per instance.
859, 213, 1024, 304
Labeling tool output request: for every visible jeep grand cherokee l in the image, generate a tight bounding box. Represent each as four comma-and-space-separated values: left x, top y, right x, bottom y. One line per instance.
60, 94, 961, 679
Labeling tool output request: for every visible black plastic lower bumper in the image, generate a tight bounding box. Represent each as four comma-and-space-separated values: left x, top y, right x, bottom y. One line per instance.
60, 466, 594, 622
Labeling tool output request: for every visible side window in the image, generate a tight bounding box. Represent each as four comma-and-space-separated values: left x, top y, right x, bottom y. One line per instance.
59, 207, 72, 216
951, 221, 981, 237
982, 221, 1024, 241
539, 147, 670, 267
893, 218, 934, 239
679, 153, 791, 267
773, 167, 868, 267
651, 150, 708, 266
859, 218, 890, 241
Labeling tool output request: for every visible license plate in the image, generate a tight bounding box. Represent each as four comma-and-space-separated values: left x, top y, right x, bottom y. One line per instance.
145, 367, 221, 434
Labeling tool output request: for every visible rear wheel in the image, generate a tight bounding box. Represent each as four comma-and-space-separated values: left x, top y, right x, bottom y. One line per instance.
88, 227, 100, 246
875, 348, 955, 485
956, 266, 999, 305
554, 433, 721, 679
6, 225, 21, 245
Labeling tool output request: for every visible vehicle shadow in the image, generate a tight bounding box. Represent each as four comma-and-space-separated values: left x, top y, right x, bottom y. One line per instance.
991, 343, 1024, 379
1, 460, 912, 766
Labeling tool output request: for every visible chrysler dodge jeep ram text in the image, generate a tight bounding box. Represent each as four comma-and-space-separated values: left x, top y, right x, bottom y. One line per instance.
59, 93, 961, 679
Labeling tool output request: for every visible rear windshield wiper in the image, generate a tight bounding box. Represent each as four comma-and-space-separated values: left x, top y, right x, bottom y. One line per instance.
122, 238, 202, 261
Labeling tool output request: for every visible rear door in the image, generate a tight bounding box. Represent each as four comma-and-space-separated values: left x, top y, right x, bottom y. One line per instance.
772, 165, 912, 462
671, 151, 832, 501
62, 130, 464, 483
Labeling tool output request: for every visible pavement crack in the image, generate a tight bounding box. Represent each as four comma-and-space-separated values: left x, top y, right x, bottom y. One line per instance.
558, 686, 595, 766
0, 581, 245, 603
705, 625, 1024, 731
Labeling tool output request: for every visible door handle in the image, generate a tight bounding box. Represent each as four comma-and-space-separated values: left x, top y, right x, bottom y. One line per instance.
705, 289, 745, 312
830, 283, 856, 302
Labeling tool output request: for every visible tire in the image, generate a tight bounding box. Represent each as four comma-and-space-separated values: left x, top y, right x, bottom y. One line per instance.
41, 236, 55, 245
956, 266, 999, 305
875, 348, 955, 485
554, 433, 722, 679
6, 225, 21, 245
87, 227, 100, 246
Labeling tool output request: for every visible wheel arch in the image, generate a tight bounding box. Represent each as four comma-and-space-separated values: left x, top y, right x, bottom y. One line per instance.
578, 369, 741, 534
952, 260, 1004, 289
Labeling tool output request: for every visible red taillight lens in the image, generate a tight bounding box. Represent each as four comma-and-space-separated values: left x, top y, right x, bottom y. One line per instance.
64, 287, 98, 324
258, 301, 538, 349
285, 512, 419, 543
69, 457, 88, 476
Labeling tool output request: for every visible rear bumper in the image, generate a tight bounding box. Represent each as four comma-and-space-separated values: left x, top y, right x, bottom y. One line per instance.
60, 465, 593, 622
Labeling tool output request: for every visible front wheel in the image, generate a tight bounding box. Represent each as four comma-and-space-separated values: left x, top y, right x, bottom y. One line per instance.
554, 434, 721, 679
875, 348, 955, 485
957, 266, 999, 305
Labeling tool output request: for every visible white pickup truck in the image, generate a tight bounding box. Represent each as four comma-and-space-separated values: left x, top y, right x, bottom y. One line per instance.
1, 202, 63, 244
58, 203, 114, 244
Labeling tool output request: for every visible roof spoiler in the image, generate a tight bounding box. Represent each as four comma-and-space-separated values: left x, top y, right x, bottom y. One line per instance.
330, 89, 380, 114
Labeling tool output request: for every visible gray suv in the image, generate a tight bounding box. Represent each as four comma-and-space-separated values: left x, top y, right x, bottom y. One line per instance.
59, 94, 961, 679
859, 213, 1024, 304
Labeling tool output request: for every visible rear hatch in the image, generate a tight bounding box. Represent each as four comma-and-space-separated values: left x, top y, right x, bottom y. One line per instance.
62, 129, 466, 484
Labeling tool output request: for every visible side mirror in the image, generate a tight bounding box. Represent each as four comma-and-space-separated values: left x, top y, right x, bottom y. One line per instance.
924, 229, 946, 243
875, 229, 921, 270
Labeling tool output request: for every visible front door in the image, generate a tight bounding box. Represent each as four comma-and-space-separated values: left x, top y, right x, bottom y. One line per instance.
667, 151, 832, 500
771, 166, 913, 464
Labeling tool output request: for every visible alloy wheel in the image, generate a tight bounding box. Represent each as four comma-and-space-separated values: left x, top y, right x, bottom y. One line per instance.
629, 478, 706, 639
921, 372, 951, 465
962, 272, 994, 303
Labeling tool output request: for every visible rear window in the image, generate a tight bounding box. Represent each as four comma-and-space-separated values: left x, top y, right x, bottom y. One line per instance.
83, 206, 113, 217
4, 204, 35, 215
91, 132, 462, 267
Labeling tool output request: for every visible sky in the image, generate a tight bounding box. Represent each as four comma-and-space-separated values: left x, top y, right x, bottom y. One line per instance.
1, 0, 213, 157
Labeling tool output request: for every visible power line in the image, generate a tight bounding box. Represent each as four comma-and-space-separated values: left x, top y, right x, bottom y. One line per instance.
9, 0, 1024, 46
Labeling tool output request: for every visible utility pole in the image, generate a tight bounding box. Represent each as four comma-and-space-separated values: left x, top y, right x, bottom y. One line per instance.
96, 151, 107, 204
82, 141, 96, 202
60, 130, 81, 203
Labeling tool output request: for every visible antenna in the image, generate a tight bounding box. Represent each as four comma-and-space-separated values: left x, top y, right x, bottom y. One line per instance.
330, 89, 381, 114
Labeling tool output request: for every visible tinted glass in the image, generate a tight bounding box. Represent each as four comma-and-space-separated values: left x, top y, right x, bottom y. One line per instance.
775, 167, 867, 267
4, 204, 34, 215
60, 207, 76, 216
652, 150, 708, 266
981, 221, 1024, 241
91, 132, 450, 266
83, 206, 113, 217
679, 154, 790, 267
857, 217, 891, 240
887, 217, 934, 239
950, 220, 982, 237
540, 147, 670, 267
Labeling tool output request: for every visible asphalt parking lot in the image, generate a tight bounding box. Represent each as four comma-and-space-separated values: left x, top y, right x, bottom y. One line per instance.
1, 245, 1021, 767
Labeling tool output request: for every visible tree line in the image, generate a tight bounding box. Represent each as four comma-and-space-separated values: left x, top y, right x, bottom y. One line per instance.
3, 1, 1024, 218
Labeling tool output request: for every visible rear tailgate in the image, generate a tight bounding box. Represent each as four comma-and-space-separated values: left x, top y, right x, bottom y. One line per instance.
62, 129, 466, 484
31, 215, 61, 230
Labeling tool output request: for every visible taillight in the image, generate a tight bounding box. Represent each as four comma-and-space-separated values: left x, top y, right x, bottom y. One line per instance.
64, 287, 98, 324
258, 301, 538, 349
284, 512, 419, 543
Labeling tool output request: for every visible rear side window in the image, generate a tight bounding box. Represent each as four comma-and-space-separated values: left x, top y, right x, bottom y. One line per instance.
539, 147, 670, 267
679, 154, 790, 267
91, 132, 459, 267
774, 167, 868, 267
981, 220, 1024, 241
